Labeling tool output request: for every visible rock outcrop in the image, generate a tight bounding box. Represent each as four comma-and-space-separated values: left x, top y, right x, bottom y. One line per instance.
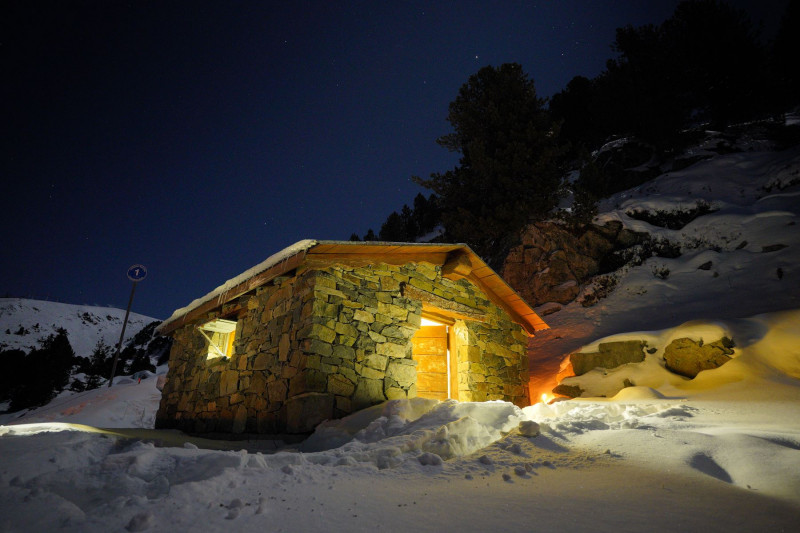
663, 337, 735, 378
502, 221, 645, 307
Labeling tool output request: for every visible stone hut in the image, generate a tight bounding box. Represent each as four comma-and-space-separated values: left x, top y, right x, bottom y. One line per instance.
155, 240, 548, 434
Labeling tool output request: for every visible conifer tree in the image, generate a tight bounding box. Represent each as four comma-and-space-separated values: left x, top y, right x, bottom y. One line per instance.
416, 63, 564, 264
9, 328, 76, 410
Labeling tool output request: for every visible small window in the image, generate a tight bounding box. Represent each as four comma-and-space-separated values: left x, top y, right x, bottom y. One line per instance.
198, 319, 237, 359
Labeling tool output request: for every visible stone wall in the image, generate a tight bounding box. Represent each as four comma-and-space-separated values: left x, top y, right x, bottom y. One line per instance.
458, 319, 529, 405
156, 272, 312, 434
156, 260, 530, 434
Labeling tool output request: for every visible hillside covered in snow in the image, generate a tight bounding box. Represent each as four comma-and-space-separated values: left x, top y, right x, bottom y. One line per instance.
0, 299, 167, 414
0, 298, 156, 357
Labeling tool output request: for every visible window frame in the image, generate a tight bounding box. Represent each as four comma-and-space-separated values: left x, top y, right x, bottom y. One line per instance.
198, 318, 237, 359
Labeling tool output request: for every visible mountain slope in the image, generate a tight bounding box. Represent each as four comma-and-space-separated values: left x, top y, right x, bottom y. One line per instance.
0, 298, 157, 357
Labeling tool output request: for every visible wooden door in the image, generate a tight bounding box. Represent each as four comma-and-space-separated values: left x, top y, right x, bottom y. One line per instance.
411, 325, 449, 400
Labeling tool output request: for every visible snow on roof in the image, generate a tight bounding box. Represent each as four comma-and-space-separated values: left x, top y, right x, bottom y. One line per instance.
157, 239, 318, 333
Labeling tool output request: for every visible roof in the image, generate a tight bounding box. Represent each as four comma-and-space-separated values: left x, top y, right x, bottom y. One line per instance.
158, 240, 548, 335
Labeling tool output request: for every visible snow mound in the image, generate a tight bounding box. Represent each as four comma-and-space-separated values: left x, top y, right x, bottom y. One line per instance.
0, 368, 165, 428
302, 398, 524, 465
611, 386, 666, 400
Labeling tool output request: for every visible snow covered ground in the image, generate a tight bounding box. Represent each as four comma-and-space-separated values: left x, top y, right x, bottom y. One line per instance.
1, 146, 799, 531
1, 308, 799, 532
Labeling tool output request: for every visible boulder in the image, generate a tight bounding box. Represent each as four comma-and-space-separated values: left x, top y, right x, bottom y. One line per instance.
663, 337, 734, 378
552, 383, 584, 398
570, 340, 646, 376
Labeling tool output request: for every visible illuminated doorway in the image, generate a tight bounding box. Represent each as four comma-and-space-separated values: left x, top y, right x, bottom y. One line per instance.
411, 316, 459, 401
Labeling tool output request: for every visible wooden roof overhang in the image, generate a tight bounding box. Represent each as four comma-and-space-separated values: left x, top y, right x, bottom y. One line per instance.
158, 240, 548, 336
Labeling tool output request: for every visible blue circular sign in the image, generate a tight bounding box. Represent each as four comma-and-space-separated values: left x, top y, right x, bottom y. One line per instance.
127, 264, 148, 282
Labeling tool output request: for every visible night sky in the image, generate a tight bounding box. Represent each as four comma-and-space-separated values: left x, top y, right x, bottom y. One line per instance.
2, 1, 783, 320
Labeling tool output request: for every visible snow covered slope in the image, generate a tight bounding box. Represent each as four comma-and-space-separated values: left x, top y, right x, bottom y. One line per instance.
0, 298, 158, 357
529, 145, 800, 397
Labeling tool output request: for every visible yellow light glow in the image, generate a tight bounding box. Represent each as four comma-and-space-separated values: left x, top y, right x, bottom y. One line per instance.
540, 393, 551, 404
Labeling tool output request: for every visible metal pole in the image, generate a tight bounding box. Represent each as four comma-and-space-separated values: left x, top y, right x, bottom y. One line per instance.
108, 281, 137, 388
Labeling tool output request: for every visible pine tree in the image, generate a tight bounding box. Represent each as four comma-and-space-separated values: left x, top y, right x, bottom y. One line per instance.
416, 63, 564, 264
0, 349, 26, 401
379, 211, 408, 241
9, 328, 76, 410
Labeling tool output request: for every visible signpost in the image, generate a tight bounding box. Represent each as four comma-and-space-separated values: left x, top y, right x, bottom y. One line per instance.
108, 264, 147, 387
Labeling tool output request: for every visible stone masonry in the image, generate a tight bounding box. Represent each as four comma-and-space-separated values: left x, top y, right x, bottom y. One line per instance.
155, 261, 529, 434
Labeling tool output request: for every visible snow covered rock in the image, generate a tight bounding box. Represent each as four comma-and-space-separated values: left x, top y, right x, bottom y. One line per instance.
552, 383, 584, 398
518, 420, 540, 437
663, 337, 735, 378
570, 340, 647, 376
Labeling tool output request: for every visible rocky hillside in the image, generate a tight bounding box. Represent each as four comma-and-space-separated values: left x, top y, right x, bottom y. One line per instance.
503, 127, 800, 398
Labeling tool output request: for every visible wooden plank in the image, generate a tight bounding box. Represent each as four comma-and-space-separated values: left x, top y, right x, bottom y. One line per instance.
449, 325, 459, 401
471, 265, 494, 279
304, 252, 449, 267
305, 243, 338, 254
315, 242, 460, 252
415, 390, 448, 401
312, 244, 402, 255
414, 325, 448, 339
417, 372, 448, 392
489, 283, 514, 297
411, 337, 447, 353
226, 330, 236, 357
389, 246, 459, 254
415, 354, 448, 373
418, 308, 458, 326
441, 251, 473, 280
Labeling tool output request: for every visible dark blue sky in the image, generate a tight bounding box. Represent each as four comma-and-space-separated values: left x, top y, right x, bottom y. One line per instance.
1, 1, 783, 320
